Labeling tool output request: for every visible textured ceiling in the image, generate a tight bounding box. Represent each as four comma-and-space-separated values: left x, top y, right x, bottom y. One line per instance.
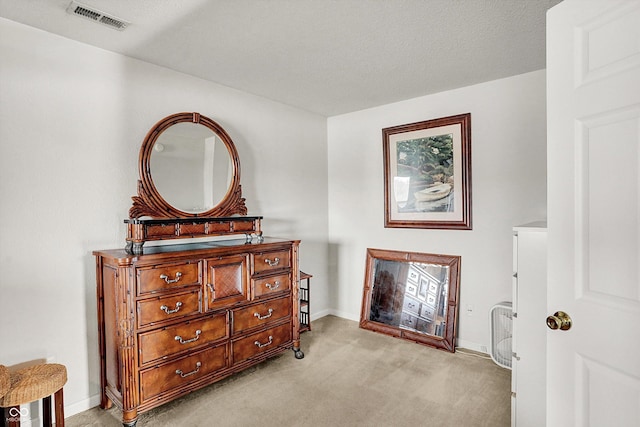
0, 0, 561, 116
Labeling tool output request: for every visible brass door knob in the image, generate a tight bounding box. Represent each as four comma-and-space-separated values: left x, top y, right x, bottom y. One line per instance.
546, 311, 572, 331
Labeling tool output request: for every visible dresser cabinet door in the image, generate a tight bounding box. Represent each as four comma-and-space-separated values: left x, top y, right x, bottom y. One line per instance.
205, 254, 249, 311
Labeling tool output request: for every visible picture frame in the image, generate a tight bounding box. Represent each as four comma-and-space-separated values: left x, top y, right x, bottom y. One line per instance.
383, 113, 472, 229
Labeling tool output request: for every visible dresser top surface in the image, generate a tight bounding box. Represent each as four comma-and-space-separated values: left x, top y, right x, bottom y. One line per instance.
93, 237, 299, 260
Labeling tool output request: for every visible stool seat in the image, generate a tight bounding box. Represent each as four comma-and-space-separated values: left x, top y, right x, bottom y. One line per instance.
0, 363, 67, 407
0, 365, 10, 398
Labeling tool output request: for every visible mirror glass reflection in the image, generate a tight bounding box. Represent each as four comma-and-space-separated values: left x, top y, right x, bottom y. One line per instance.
370, 259, 449, 337
150, 122, 233, 213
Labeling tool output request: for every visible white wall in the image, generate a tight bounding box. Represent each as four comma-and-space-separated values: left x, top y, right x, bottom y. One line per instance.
327, 70, 547, 350
0, 18, 328, 415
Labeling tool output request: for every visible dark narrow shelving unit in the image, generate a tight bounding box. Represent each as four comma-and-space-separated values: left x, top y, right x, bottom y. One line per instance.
299, 271, 311, 332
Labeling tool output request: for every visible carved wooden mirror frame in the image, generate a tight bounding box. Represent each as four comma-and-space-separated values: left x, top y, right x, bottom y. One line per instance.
125, 112, 262, 254
360, 248, 461, 352
130, 112, 246, 219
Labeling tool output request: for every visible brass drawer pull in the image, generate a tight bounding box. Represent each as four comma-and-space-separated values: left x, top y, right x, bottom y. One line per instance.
160, 272, 182, 284
265, 281, 280, 290
160, 301, 182, 314
175, 361, 201, 378
254, 308, 273, 320
264, 257, 280, 267
254, 336, 273, 348
175, 329, 201, 344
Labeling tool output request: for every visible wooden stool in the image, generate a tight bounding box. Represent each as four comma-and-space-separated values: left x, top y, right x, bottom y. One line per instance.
0, 364, 67, 427
0, 365, 9, 399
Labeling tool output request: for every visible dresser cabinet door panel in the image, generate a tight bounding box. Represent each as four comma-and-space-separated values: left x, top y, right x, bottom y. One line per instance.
137, 261, 201, 295
178, 222, 206, 236
252, 273, 291, 299
205, 254, 249, 311
232, 296, 292, 334
253, 250, 291, 274
232, 220, 255, 232
145, 224, 176, 238
231, 322, 292, 364
138, 313, 228, 365
139, 344, 228, 402
137, 289, 201, 328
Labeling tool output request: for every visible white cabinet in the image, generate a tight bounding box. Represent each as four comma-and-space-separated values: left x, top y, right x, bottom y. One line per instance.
512, 222, 547, 427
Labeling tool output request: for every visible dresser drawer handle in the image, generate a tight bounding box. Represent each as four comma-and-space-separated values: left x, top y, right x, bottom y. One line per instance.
175, 329, 201, 344
160, 272, 182, 284
160, 301, 182, 314
265, 281, 280, 290
254, 308, 273, 320
254, 336, 273, 348
264, 257, 280, 267
175, 361, 201, 378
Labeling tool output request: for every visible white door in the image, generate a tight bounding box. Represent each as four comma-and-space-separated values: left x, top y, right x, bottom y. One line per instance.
547, 0, 640, 425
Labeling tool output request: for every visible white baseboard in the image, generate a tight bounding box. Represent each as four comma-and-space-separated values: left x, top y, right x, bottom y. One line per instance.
309, 308, 332, 321
65, 394, 101, 417
325, 309, 359, 322
456, 338, 489, 354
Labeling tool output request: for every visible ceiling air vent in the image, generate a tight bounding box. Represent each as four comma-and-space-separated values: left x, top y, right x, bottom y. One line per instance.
66, 1, 130, 31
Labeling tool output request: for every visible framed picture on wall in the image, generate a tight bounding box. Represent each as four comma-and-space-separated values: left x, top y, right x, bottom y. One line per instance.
383, 113, 472, 230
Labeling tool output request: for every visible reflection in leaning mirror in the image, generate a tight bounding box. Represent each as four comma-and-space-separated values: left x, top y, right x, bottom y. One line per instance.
360, 248, 460, 352
370, 259, 449, 337
150, 122, 233, 214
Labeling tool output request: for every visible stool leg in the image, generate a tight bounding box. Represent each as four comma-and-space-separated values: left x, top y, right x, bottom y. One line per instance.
54, 388, 64, 427
3, 406, 20, 427
43, 396, 52, 426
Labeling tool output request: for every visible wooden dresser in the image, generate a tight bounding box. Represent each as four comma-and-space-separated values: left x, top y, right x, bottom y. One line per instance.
94, 237, 301, 426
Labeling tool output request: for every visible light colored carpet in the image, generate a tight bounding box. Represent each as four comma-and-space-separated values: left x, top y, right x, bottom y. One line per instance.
67, 316, 510, 426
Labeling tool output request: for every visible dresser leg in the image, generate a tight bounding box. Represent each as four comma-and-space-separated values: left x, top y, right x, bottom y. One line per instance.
122, 409, 137, 427
293, 347, 304, 359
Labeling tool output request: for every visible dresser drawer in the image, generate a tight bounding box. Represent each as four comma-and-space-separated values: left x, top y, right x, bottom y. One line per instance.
137, 261, 201, 295
252, 250, 291, 274
138, 313, 228, 365
402, 296, 420, 316
232, 296, 291, 335
137, 289, 201, 328
139, 344, 228, 402
252, 273, 291, 299
232, 322, 292, 364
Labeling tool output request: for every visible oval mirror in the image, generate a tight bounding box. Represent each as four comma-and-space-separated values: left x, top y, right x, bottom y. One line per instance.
129, 112, 247, 219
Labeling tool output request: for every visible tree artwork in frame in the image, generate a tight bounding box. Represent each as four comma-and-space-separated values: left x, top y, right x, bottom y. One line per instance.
383, 113, 472, 229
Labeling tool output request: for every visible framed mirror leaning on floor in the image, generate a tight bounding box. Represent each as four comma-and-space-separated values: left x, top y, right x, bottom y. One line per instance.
359, 248, 461, 352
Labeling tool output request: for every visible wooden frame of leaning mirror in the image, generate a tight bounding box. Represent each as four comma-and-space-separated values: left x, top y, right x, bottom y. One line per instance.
125, 112, 262, 254
359, 248, 461, 352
